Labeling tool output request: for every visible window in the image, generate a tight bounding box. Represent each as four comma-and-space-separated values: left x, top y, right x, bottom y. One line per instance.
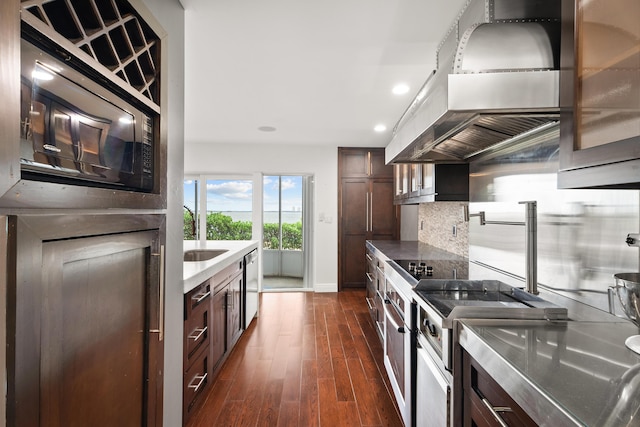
204, 178, 253, 241
184, 177, 254, 241
183, 178, 199, 240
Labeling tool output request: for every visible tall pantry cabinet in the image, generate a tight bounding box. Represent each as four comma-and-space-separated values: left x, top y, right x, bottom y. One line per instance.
338, 148, 399, 289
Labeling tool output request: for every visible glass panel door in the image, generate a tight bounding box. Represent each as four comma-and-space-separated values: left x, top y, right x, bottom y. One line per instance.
263, 175, 305, 290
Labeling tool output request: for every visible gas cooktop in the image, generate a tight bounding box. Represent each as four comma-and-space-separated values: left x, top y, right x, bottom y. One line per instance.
393, 259, 469, 281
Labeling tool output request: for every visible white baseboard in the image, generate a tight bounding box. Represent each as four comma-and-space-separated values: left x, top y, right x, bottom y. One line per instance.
314, 282, 337, 293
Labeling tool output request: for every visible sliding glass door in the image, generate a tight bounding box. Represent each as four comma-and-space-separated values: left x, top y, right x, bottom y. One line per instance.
262, 175, 311, 290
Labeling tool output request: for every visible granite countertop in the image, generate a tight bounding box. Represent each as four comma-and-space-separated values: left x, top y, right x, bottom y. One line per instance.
183, 240, 259, 293
459, 319, 640, 427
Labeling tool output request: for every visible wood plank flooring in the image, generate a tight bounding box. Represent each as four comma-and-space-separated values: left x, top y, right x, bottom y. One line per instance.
186, 290, 403, 427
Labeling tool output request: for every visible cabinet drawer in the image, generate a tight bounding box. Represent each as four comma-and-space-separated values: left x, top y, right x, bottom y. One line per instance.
186, 280, 211, 318
213, 260, 243, 293
464, 351, 537, 427
183, 347, 209, 420
184, 301, 210, 362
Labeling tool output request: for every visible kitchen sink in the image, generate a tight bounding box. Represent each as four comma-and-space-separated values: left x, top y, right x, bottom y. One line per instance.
183, 249, 228, 262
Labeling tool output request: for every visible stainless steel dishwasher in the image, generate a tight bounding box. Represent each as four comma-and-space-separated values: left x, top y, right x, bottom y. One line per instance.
243, 249, 259, 328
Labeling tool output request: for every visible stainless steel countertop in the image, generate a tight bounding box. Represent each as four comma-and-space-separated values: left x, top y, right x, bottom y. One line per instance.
369, 240, 640, 426
459, 319, 640, 427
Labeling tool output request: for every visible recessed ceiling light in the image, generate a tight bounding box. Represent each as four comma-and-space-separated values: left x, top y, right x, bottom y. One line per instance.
392, 83, 409, 95
258, 126, 277, 132
374, 124, 387, 133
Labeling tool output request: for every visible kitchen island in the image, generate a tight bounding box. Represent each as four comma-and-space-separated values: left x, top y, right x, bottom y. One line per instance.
182, 239, 259, 423
183, 239, 259, 293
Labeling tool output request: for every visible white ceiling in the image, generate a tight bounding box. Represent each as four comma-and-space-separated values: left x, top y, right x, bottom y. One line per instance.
182, 0, 468, 148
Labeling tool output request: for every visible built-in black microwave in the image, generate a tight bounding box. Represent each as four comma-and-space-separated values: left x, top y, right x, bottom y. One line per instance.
19, 27, 157, 192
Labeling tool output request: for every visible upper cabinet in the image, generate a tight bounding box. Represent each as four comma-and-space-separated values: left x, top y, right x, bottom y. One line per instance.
339, 148, 393, 179
559, 0, 640, 188
394, 163, 469, 204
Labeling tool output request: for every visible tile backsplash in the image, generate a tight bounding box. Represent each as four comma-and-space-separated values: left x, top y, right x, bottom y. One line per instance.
418, 202, 469, 257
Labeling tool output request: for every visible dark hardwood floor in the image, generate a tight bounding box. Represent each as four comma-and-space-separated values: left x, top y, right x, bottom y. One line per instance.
186, 290, 403, 427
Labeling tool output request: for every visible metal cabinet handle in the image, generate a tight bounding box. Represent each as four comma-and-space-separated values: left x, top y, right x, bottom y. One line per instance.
481, 397, 512, 427
365, 253, 373, 262
369, 192, 373, 231
366, 192, 370, 232
365, 297, 375, 311
188, 373, 208, 393
150, 245, 165, 341
192, 290, 211, 305
366, 272, 373, 282
383, 305, 405, 333
188, 326, 208, 342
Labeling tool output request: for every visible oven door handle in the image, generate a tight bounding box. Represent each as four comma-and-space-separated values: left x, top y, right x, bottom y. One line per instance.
384, 304, 405, 333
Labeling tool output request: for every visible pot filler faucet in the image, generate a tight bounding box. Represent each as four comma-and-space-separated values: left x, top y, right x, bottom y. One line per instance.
464, 201, 538, 295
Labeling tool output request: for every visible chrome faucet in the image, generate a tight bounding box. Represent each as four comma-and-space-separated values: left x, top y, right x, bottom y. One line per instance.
464, 201, 538, 294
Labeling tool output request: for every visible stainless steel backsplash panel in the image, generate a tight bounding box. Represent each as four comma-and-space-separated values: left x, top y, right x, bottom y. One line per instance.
468, 133, 640, 311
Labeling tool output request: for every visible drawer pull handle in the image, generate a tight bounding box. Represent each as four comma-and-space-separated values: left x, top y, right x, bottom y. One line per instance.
366, 297, 375, 311
366, 272, 373, 282
188, 326, 208, 342
188, 373, 208, 393
481, 397, 512, 427
192, 290, 211, 305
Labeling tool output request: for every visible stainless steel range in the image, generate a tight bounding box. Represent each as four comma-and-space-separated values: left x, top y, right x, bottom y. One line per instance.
386, 258, 568, 427
413, 279, 568, 371
414, 279, 567, 427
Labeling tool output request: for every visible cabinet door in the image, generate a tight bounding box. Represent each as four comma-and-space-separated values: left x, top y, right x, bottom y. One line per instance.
559, 0, 640, 188
227, 273, 243, 349
211, 288, 227, 372
340, 178, 368, 288
12, 228, 162, 427
370, 178, 397, 239
338, 147, 391, 178
338, 148, 370, 177
369, 149, 393, 178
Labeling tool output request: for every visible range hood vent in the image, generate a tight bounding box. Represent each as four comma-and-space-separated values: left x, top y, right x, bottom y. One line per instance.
386, 0, 561, 163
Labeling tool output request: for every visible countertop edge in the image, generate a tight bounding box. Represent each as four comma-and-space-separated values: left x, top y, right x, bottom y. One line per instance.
183, 240, 259, 293
458, 320, 583, 427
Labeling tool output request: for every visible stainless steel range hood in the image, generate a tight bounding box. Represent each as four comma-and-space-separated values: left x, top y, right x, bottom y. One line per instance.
386, 0, 561, 164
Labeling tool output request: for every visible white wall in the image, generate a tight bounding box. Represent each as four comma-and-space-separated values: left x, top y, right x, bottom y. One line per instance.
140, 1, 185, 426
185, 143, 338, 291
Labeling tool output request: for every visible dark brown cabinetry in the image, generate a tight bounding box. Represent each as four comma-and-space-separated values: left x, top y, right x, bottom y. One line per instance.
7, 215, 164, 427
394, 163, 469, 204
559, 0, 640, 188
226, 268, 243, 349
338, 148, 399, 290
211, 287, 227, 372
365, 247, 385, 340
183, 258, 244, 424
462, 350, 537, 427
183, 281, 212, 422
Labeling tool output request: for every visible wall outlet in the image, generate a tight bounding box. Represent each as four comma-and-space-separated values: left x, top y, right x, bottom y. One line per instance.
452, 225, 457, 237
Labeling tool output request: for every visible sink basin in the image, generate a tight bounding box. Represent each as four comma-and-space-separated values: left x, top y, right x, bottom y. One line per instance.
183, 249, 228, 262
